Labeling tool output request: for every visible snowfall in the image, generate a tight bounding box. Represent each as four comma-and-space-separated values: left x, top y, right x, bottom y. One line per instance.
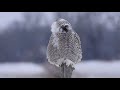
0, 60, 120, 78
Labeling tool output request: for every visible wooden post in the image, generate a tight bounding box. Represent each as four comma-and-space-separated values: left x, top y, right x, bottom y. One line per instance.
60, 63, 75, 78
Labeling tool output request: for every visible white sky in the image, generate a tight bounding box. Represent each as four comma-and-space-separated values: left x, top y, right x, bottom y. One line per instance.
0, 12, 23, 29
0, 12, 54, 29
0, 12, 120, 31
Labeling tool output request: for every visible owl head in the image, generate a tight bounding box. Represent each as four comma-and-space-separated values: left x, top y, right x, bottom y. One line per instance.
51, 18, 73, 34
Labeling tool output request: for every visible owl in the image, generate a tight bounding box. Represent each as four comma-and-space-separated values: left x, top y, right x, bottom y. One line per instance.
47, 18, 82, 68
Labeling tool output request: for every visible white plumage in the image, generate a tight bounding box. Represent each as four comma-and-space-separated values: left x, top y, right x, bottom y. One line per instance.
47, 18, 82, 68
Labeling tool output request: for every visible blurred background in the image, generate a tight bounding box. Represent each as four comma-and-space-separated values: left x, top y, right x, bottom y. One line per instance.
0, 12, 120, 78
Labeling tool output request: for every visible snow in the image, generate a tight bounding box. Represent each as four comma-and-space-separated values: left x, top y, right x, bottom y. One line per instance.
0, 62, 47, 78
0, 61, 120, 78
73, 61, 120, 78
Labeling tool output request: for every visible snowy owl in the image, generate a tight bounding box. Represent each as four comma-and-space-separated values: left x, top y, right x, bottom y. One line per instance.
47, 18, 82, 68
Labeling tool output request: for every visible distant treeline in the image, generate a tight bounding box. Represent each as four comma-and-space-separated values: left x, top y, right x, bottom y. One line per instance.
0, 12, 120, 63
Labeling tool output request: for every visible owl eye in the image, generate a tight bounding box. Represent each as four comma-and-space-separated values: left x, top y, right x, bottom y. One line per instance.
64, 25, 69, 30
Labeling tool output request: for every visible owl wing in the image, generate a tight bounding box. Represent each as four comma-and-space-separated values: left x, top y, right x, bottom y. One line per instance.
73, 32, 82, 63
47, 34, 61, 67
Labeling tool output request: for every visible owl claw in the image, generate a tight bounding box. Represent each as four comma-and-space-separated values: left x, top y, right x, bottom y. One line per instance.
63, 59, 75, 68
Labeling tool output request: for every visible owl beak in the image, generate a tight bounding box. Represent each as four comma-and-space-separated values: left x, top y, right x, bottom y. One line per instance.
61, 25, 68, 32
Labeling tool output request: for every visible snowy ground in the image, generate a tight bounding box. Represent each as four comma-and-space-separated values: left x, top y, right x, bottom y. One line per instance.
73, 61, 120, 78
0, 63, 49, 78
0, 61, 120, 78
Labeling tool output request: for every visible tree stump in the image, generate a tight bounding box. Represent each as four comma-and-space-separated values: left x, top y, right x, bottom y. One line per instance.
60, 63, 75, 78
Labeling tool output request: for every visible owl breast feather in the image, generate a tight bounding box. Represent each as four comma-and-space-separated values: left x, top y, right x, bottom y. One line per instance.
47, 31, 82, 66
56, 32, 79, 62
